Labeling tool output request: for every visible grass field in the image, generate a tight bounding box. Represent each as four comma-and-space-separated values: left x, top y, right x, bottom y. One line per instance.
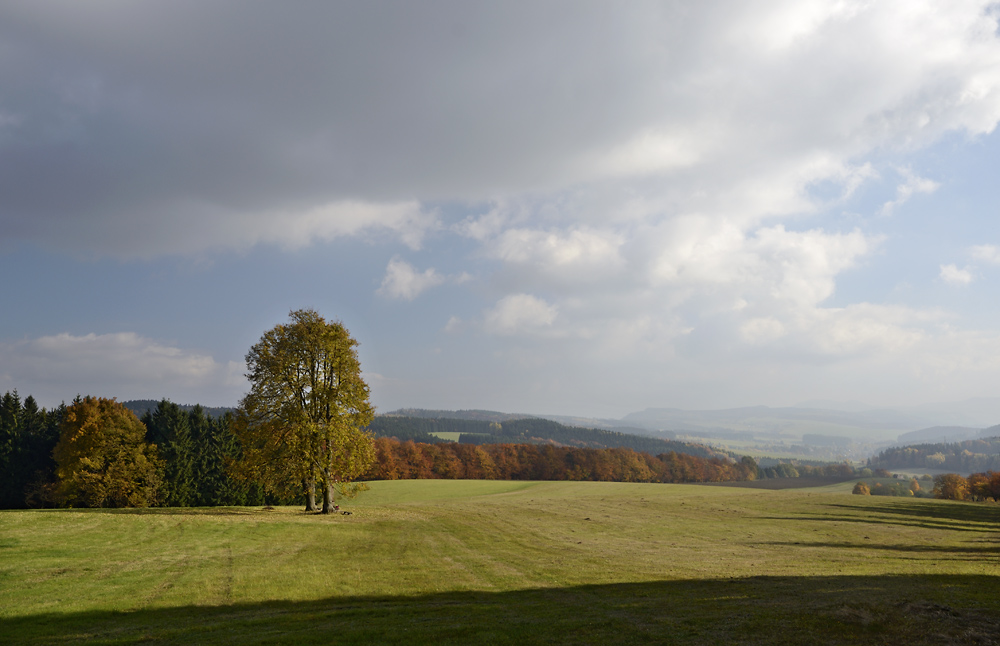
427, 431, 463, 442
2, 479, 999, 644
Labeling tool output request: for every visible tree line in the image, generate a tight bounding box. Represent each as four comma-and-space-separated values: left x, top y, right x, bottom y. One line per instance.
368, 416, 722, 459
0, 389, 767, 507
2, 386, 870, 510
869, 437, 1000, 473
455, 418, 720, 458
852, 476, 931, 497
851, 472, 1000, 501
926, 472, 1000, 502
362, 437, 761, 483
0, 392, 282, 509
0, 391, 62, 508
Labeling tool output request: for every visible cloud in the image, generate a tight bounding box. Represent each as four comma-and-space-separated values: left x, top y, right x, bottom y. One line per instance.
650, 223, 876, 304
940, 263, 975, 285
483, 294, 558, 336
377, 257, 446, 301
5, 2, 1000, 416
0, 332, 245, 406
970, 244, 1000, 264
741, 317, 787, 344
2, 2, 999, 259
879, 168, 940, 216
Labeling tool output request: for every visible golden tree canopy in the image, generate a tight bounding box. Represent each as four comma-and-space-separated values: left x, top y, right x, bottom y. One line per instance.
53, 396, 162, 508
237, 309, 375, 512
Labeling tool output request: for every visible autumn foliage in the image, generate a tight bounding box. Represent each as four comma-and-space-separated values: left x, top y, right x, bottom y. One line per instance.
363, 437, 759, 483
931, 471, 1000, 501
53, 397, 163, 508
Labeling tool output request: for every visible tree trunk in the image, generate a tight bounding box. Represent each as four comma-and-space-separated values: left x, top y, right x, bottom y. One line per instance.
304, 478, 317, 512
321, 469, 335, 514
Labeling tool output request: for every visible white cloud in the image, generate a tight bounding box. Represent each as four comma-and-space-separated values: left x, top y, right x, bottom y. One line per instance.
377, 257, 446, 301
741, 317, 787, 344
650, 223, 875, 304
0, 333, 244, 406
489, 227, 625, 273
940, 263, 975, 285
879, 168, 940, 216
483, 294, 558, 336
793, 303, 932, 356
970, 244, 1000, 263
264, 201, 437, 251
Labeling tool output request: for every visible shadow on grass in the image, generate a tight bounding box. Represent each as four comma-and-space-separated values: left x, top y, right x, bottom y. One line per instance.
826, 500, 1000, 526
761, 498, 1000, 534
4, 575, 999, 646
762, 513, 998, 534
761, 541, 1000, 559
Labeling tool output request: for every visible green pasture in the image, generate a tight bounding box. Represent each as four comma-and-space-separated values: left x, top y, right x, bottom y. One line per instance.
2, 479, 999, 644
427, 431, 463, 442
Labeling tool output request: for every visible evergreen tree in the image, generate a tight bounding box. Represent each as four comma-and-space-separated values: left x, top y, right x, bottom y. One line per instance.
144, 400, 197, 507
0, 391, 23, 508
20, 397, 62, 508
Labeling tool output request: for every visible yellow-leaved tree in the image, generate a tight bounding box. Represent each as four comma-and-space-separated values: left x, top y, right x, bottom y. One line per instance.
53, 397, 163, 507
236, 309, 375, 513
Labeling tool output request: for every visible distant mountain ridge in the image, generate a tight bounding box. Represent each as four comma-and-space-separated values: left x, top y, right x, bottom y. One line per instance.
620, 399, 1000, 442
896, 426, 983, 445
386, 408, 528, 423
394, 400, 1000, 447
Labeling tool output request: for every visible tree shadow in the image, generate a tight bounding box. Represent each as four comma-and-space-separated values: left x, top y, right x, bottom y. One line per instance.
760, 512, 997, 534
3, 575, 999, 645
760, 541, 1000, 560
759, 499, 1000, 534
825, 501, 1000, 526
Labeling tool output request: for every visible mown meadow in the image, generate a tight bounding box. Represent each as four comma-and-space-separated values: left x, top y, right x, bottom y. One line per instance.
2, 479, 999, 644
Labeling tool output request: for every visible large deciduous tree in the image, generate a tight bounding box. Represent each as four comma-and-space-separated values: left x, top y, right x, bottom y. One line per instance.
237, 309, 375, 513
53, 397, 163, 508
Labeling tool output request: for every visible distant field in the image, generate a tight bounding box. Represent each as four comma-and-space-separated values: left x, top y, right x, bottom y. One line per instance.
2, 480, 999, 644
427, 431, 462, 442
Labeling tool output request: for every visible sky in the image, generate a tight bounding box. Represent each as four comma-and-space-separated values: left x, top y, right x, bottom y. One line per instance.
3, 1, 1000, 418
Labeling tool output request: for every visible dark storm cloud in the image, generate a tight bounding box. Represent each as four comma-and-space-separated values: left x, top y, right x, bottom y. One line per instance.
0, 1, 687, 254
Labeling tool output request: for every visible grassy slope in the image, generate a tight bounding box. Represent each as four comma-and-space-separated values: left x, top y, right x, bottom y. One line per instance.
2, 480, 999, 645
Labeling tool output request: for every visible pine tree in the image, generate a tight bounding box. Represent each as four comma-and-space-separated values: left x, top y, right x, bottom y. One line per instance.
0, 391, 23, 508
144, 401, 197, 507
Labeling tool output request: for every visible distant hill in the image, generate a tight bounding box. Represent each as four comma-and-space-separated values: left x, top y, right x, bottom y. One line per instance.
387, 408, 675, 439
896, 426, 981, 444
870, 435, 1000, 474
368, 415, 724, 460
385, 408, 528, 423
619, 402, 1000, 443
623, 406, 929, 438
122, 399, 234, 420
